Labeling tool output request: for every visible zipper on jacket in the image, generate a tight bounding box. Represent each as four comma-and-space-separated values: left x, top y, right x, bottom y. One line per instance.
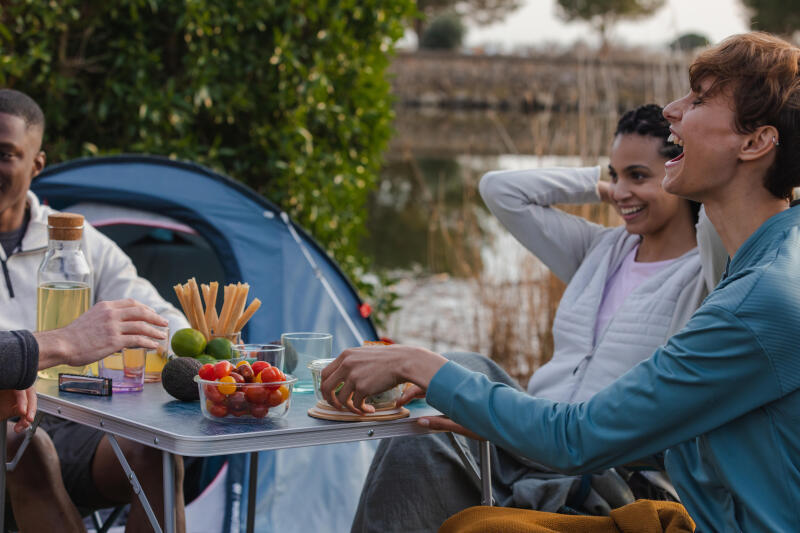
1, 258, 14, 298
568, 348, 596, 403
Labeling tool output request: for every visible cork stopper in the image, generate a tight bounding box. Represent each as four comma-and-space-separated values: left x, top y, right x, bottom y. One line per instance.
48, 213, 84, 241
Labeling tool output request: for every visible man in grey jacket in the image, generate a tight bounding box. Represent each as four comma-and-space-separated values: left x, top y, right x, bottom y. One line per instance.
0, 88, 189, 531
2, 300, 167, 531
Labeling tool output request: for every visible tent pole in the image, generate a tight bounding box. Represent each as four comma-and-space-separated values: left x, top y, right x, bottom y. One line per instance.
280, 213, 365, 345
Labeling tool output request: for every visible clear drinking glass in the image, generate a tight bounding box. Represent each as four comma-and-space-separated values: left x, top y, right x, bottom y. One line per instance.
231, 344, 284, 369
281, 332, 332, 393
99, 349, 146, 392
144, 325, 170, 383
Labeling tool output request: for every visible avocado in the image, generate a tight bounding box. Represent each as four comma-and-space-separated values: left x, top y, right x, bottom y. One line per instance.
161, 357, 202, 401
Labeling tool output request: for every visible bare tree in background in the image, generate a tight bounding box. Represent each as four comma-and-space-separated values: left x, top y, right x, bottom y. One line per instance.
556, 0, 665, 52
415, 0, 524, 46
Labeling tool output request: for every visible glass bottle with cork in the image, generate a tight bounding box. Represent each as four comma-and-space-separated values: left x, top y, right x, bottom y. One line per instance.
37, 213, 93, 380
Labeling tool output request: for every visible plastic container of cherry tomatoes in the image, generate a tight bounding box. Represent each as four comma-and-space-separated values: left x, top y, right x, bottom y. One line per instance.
195, 374, 297, 422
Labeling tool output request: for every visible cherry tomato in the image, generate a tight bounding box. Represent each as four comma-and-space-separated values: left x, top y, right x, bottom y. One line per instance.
204, 384, 226, 403
259, 366, 286, 386
244, 385, 268, 404
250, 405, 269, 418
251, 361, 270, 375
214, 361, 233, 380
208, 403, 228, 418
217, 375, 237, 395
227, 391, 248, 413
278, 385, 290, 402
235, 360, 251, 368
266, 388, 284, 407
253, 372, 262, 383
198, 363, 216, 381
229, 372, 245, 384
236, 364, 255, 382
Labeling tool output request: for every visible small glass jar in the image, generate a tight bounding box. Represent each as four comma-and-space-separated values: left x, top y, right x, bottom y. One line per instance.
308, 358, 403, 409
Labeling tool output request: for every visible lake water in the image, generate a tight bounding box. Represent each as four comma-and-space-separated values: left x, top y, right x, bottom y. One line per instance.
360, 108, 607, 381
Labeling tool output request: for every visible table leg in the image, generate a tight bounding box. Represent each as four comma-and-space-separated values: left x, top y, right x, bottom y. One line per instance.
447, 432, 482, 488
479, 440, 493, 507
5, 412, 42, 472
246, 451, 259, 533
162, 451, 176, 533
1, 419, 6, 528
106, 434, 163, 533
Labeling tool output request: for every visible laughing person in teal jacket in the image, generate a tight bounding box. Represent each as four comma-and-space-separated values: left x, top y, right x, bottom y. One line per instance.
322, 32, 800, 532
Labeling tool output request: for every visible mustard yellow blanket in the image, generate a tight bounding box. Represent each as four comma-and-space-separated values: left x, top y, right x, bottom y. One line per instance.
439, 500, 695, 533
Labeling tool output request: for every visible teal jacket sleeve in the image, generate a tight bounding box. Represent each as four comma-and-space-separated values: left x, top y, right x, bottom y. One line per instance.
426, 304, 784, 474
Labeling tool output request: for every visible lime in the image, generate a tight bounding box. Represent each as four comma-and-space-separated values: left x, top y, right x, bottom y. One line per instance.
195, 354, 217, 365
206, 337, 234, 359
171, 328, 207, 358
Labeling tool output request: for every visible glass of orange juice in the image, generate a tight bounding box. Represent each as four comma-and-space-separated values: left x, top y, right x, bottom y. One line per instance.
144, 325, 170, 383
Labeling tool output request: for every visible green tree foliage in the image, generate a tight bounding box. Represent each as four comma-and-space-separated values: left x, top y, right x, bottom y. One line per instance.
669, 32, 710, 52
0, 0, 415, 326
420, 13, 466, 50
414, 0, 523, 42
556, 0, 665, 49
742, 0, 800, 35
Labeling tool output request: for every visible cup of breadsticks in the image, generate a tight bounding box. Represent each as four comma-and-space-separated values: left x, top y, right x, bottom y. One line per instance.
172, 278, 261, 361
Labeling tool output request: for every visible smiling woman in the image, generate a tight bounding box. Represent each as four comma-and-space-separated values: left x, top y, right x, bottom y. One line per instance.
603, 105, 699, 262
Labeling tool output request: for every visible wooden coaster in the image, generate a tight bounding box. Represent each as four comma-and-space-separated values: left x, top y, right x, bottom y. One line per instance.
307, 401, 410, 422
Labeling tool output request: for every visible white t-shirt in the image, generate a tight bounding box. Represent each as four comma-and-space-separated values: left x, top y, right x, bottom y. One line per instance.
594, 245, 677, 343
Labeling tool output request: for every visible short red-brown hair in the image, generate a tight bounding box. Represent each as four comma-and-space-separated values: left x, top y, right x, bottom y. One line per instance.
690, 32, 800, 199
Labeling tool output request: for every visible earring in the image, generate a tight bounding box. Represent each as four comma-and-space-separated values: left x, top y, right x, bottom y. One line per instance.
773, 136, 781, 147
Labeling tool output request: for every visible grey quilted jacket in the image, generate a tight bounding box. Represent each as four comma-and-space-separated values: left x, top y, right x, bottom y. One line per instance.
479, 166, 724, 402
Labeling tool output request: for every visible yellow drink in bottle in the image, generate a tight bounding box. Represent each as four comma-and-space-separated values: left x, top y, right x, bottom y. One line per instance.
36, 212, 93, 380
36, 282, 91, 380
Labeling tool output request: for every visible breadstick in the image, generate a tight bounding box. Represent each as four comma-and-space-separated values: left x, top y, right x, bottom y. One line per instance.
209, 305, 219, 334
231, 283, 249, 333
180, 282, 196, 330
173, 284, 192, 327
216, 284, 235, 337
234, 298, 261, 332
188, 278, 210, 340
204, 282, 219, 333
222, 283, 245, 336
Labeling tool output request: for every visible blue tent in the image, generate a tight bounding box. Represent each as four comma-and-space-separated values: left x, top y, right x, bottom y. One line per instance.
33, 155, 377, 348
32, 155, 380, 532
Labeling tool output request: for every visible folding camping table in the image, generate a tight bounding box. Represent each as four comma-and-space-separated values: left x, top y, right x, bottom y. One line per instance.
1, 381, 493, 533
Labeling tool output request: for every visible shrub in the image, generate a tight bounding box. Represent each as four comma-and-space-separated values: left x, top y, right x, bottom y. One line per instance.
0, 0, 415, 326
420, 12, 465, 50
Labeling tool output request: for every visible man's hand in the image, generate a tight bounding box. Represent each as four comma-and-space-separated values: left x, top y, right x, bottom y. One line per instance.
320, 344, 448, 415
34, 299, 168, 369
0, 388, 36, 433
